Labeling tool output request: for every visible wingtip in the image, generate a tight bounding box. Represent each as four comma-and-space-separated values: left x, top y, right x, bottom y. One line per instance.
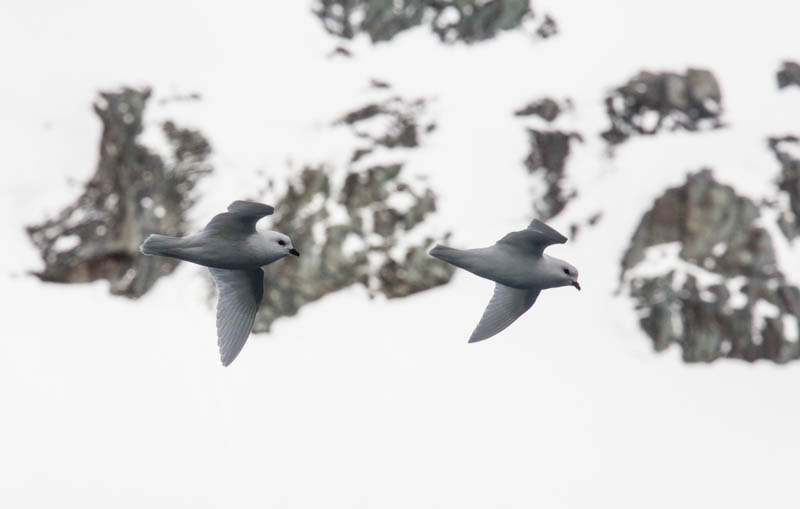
219, 346, 240, 367
220, 351, 235, 367
528, 218, 568, 244
228, 200, 275, 215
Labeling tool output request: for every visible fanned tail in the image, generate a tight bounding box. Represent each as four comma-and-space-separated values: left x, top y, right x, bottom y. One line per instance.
139, 234, 181, 257
429, 244, 471, 270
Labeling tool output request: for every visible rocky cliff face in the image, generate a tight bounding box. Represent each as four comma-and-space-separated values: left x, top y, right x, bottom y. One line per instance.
26, 88, 211, 297
621, 170, 800, 362
602, 69, 724, 147
516, 96, 581, 220
254, 164, 451, 331
601, 66, 799, 362
770, 135, 800, 241
24, 7, 800, 364
252, 89, 453, 331
777, 61, 800, 89
26, 85, 453, 331
313, 0, 556, 44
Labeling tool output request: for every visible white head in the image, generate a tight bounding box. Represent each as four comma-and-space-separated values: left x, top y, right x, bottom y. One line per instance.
543, 255, 581, 291
260, 230, 299, 260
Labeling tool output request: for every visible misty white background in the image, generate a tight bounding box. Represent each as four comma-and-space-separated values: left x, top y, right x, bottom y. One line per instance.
3, 1, 800, 507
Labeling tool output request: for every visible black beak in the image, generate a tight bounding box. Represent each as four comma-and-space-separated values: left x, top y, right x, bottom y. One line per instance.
289, 248, 300, 257
572, 280, 581, 291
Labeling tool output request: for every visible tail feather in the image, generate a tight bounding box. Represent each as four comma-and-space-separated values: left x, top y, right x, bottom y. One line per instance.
429, 244, 469, 270
139, 234, 180, 257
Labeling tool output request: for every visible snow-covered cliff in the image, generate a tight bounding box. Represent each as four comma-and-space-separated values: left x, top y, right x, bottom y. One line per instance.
5, 2, 800, 508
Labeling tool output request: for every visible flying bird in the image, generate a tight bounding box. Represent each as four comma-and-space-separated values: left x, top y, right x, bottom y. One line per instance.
430, 219, 580, 343
139, 200, 299, 366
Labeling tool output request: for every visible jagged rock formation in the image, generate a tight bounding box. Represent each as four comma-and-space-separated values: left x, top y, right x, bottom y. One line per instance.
312, 0, 556, 44
523, 129, 582, 219
769, 136, 800, 240
253, 165, 450, 332
329, 46, 353, 58
514, 97, 569, 122
26, 88, 211, 297
621, 169, 800, 363
777, 61, 800, 89
251, 90, 453, 332
601, 69, 724, 146
26, 84, 451, 332
336, 94, 435, 160
515, 96, 580, 220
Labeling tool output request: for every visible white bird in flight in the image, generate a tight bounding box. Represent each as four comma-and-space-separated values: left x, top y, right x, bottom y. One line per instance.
430, 219, 580, 343
139, 201, 299, 366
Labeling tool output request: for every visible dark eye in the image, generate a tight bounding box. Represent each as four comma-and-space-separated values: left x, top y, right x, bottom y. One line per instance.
563, 268, 570, 275
278, 240, 286, 246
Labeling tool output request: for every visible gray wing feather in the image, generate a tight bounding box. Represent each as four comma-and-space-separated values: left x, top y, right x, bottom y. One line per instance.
208, 267, 265, 366
469, 284, 540, 343
204, 201, 275, 237
496, 219, 567, 257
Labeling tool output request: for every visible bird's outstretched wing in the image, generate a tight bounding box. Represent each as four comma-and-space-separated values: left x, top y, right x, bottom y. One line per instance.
496, 219, 567, 257
204, 201, 275, 237
469, 284, 540, 343
208, 267, 265, 366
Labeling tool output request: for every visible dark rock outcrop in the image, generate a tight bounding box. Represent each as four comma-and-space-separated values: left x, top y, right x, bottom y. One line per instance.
26, 84, 451, 333
621, 169, 800, 363
777, 61, 800, 89
534, 14, 557, 39
769, 135, 800, 240
514, 97, 567, 122
253, 164, 451, 332
601, 69, 724, 146
523, 128, 582, 220
336, 95, 434, 159
250, 90, 453, 332
515, 97, 580, 220
26, 88, 211, 297
312, 0, 556, 44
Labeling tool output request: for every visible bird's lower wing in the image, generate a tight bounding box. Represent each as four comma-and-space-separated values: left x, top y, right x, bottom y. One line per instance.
469, 285, 540, 343
208, 267, 265, 366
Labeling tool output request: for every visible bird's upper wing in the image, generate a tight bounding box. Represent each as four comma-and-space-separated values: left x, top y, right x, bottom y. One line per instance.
204, 201, 275, 237
208, 267, 265, 366
496, 219, 567, 257
469, 284, 540, 343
